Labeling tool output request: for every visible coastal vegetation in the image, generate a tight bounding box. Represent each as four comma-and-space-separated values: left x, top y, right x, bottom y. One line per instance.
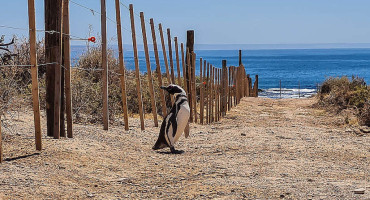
1, 38, 171, 124
317, 76, 370, 126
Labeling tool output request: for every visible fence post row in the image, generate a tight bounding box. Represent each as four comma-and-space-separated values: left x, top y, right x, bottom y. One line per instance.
2, 3, 263, 164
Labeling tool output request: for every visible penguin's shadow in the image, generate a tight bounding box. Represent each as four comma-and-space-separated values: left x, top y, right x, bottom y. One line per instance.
155, 150, 185, 155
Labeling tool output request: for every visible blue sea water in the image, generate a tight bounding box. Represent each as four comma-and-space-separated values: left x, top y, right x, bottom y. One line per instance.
71, 46, 370, 98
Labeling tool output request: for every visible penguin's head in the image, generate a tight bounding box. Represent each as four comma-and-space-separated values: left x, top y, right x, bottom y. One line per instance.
160, 84, 185, 95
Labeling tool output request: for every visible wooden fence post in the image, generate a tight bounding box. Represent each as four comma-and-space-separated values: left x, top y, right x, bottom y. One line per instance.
100, 0, 109, 131
140, 12, 158, 127
192, 53, 197, 123
255, 75, 259, 97
249, 75, 252, 97
221, 60, 228, 116
218, 69, 222, 120
181, 43, 187, 90
150, 19, 167, 116
228, 66, 231, 111
203, 60, 207, 122
199, 58, 204, 124
206, 62, 210, 124
45, 0, 63, 138
174, 37, 181, 85
233, 67, 238, 106
186, 31, 194, 119
167, 29, 175, 83
215, 68, 219, 121
210, 66, 213, 123
62, 0, 73, 137
158, 24, 172, 84
129, 4, 145, 130
246, 74, 250, 97
28, 0, 42, 149
239, 50, 243, 66
186, 48, 193, 122
115, 0, 129, 130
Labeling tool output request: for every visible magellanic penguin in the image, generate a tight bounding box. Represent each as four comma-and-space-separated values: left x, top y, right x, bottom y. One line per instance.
153, 84, 190, 154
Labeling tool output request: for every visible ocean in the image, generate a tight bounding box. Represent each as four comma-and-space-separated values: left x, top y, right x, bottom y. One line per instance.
71, 46, 370, 99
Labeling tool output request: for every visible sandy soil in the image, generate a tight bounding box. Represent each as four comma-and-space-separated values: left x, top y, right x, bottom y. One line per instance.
0, 97, 369, 199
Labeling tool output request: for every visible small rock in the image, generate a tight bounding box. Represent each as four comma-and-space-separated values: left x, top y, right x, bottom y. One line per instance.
86, 193, 94, 198
241, 133, 246, 136
280, 194, 285, 198
353, 188, 365, 194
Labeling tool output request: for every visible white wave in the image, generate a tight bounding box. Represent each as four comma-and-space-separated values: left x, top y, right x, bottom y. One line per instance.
259, 88, 317, 99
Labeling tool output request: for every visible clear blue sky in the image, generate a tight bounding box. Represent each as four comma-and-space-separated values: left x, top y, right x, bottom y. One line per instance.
1, 0, 370, 46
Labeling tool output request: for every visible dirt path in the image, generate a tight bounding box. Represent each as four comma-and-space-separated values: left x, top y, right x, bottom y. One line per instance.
0, 97, 368, 199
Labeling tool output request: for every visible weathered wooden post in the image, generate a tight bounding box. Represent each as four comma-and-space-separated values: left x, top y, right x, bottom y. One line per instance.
210, 66, 214, 122
192, 52, 197, 123
239, 50, 243, 66
186, 30, 194, 120
150, 19, 167, 116
186, 48, 193, 122
174, 37, 181, 85
140, 12, 158, 127
115, 0, 129, 130
129, 4, 145, 130
228, 66, 232, 111
206, 62, 210, 124
221, 60, 228, 116
45, 0, 62, 138
63, 0, 73, 137
29, 0, 42, 149
199, 58, 204, 124
101, 0, 109, 130
158, 24, 172, 84
167, 29, 175, 83
181, 43, 189, 90
181, 43, 187, 90
246, 74, 250, 97
215, 68, 219, 121
254, 75, 259, 97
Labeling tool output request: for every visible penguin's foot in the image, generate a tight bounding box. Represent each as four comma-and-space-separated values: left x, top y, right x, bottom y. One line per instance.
170, 147, 184, 154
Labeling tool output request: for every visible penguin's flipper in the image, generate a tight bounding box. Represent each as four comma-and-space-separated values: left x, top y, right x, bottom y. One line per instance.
184, 123, 190, 138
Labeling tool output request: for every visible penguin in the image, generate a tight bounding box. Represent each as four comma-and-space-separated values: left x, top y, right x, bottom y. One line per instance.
153, 84, 190, 154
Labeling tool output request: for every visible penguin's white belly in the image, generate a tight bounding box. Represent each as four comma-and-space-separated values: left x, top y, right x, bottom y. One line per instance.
174, 104, 190, 143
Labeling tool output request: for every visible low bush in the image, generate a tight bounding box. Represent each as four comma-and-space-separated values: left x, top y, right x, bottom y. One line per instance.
317, 76, 369, 126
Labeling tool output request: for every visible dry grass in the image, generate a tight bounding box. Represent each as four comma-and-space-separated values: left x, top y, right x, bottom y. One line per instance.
317, 76, 370, 126
1, 37, 178, 125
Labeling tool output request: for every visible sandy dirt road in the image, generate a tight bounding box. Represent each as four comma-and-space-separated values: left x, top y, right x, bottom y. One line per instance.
0, 97, 368, 199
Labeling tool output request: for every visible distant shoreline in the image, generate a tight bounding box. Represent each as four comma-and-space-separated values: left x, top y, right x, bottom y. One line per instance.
71, 43, 370, 51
